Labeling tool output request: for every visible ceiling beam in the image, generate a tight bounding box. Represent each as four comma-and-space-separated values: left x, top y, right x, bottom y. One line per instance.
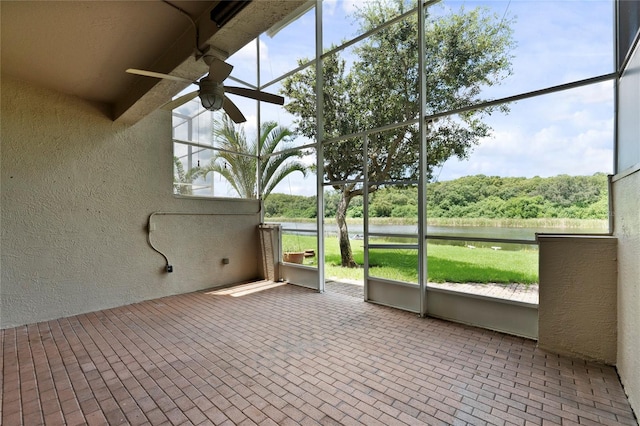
112, 1, 220, 125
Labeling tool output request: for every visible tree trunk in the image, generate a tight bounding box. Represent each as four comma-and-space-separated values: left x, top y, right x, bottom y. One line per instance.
336, 189, 358, 268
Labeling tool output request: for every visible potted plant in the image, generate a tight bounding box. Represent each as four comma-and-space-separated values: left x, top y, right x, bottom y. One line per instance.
283, 251, 305, 264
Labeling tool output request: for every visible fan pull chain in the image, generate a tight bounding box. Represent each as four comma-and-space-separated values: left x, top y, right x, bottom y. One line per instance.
197, 113, 201, 168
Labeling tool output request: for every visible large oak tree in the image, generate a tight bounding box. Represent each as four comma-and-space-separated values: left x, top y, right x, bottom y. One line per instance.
281, 1, 515, 267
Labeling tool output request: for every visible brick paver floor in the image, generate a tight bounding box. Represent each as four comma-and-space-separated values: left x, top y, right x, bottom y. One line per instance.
2, 281, 636, 425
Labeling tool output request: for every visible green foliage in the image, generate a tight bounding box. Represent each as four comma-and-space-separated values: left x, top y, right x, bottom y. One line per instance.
424, 244, 538, 284
426, 173, 608, 220
264, 193, 317, 218
267, 174, 608, 220
282, 3, 515, 184
282, 234, 538, 284
280, 0, 515, 266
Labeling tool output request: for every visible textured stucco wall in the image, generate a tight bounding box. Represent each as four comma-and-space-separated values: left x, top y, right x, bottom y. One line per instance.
538, 236, 617, 364
615, 34, 640, 416
1, 76, 262, 328
614, 171, 640, 415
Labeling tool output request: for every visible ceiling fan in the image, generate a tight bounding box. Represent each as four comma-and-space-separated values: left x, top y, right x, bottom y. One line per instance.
126, 56, 284, 123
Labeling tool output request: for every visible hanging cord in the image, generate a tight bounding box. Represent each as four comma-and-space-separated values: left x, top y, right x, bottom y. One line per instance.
162, 0, 203, 57
498, 0, 512, 30
147, 207, 262, 271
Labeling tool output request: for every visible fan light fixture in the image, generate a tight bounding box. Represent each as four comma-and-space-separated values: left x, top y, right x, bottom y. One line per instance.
126, 57, 284, 123
198, 80, 225, 111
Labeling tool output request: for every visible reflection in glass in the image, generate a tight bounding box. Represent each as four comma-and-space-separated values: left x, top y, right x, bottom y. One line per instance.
172, 145, 219, 197
172, 100, 218, 146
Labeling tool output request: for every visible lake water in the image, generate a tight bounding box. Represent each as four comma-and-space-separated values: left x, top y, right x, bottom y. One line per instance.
276, 221, 607, 250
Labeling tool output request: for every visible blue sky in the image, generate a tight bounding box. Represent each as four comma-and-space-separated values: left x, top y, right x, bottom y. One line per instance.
174, 0, 615, 198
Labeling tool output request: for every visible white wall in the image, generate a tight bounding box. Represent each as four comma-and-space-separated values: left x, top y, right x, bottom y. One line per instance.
615, 38, 640, 416
1, 76, 262, 328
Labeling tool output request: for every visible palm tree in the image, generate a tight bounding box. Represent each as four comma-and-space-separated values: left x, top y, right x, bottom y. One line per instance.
173, 156, 202, 195
203, 115, 307, 199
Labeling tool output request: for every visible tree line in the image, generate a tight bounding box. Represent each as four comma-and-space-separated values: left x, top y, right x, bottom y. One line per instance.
264, 173, 609, 220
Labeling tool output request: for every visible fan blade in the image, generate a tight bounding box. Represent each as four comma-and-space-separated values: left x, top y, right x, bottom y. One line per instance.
225, 86, 285, 105
223, 96, 247, 123
208, 58, 234, 82
161, 91, 199, 111
126, 68, 193, 84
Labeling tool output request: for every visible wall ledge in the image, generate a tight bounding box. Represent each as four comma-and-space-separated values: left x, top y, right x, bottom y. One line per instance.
612, 163, 640, 182
536, 233, 616, 242
427, 286, 538, 309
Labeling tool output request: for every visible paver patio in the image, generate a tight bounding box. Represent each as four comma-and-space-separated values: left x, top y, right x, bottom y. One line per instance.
1, 281, 636, 425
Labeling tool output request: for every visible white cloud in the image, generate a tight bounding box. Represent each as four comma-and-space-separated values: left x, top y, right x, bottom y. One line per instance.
231, 39, 257, 61
341, 0, 360, 14
438, 119, 613, 182
272, 172, 318, 197
324, 0, 338, 16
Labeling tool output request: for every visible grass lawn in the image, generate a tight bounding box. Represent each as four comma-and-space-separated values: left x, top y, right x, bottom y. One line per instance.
282, 234, 538, 285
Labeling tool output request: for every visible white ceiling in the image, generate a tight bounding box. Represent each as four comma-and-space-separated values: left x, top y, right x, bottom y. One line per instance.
1, 0, 306, 124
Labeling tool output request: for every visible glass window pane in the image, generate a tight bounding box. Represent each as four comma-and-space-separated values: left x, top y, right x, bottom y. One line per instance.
617, 47, 640, 172
367, 126, 419, 183
323, 138, 364, 185
173, 144, 206, 196
426, 1, 614, 115
201, 150, 258, 199
323, 0, 419, 50
172, 99, 217, 145
282, 230, 317, 268
227, 39, 258, 86
260, 4, 315, 84
318, 14, 420, 138
618, 0, 640, 67
428, 80, 614, 239
367, 185, 419, 226
426, 240, 538, 286
172, 144, 218, 197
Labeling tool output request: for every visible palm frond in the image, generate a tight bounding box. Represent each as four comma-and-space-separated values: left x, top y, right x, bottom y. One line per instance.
207, 114, 308, 199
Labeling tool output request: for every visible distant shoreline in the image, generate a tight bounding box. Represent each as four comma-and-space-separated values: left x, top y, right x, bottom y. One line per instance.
266, 217, 608, 229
